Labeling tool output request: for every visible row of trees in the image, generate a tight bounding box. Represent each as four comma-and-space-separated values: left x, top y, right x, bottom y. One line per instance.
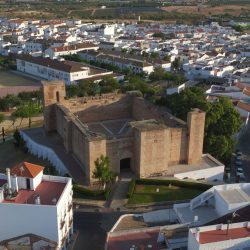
0, 91, 41, 112
0, 91, 43, 129
66, 75, 163, 100
0, 56, 16, 70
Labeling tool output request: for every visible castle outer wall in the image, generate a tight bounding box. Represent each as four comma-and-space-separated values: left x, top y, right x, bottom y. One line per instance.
42, 80, 205, 185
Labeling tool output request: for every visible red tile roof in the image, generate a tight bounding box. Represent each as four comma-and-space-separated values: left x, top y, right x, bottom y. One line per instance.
11, 162, 44, 178
3, 181, 66, 205
199, 227, 250, 244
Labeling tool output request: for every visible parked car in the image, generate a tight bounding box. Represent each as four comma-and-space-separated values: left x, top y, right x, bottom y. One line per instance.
236, 168, 245, 179
236, 151, 243, 157
235, 160, 243, 166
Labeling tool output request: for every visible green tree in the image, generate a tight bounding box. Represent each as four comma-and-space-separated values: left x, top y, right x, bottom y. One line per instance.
12, 102, 42, 128
99, 76, 119, 94
150, 52, 160, 59
172, 57, 181, 71
149, 67, 166, 81
163, 54, 171, 62
92, 155, 115, 190
156, 87, 241, 164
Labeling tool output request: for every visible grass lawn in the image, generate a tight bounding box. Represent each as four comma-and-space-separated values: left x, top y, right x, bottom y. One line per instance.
128, 184, 204, 204
0, 70, 39, 88
0, 139, 51, 172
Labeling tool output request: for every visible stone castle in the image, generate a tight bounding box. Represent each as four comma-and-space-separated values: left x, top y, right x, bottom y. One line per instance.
42, 80, 205, 184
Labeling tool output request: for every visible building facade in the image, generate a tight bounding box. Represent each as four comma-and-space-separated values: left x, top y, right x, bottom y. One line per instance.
0, 162, 73, 250
16, 55, 113, 85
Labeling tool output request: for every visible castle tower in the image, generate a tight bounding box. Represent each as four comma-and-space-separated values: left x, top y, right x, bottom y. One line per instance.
187, 108, 205, 164
41, 80, 66, 132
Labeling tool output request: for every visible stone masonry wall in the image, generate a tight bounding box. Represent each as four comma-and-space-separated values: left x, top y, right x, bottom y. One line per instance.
187, 109, 206, 164
168, 127, 188, 165
134, 128, 170, 178
75, 95, 132, 123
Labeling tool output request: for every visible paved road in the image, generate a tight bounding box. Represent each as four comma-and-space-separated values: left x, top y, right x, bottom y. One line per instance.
73, 209, 125, 250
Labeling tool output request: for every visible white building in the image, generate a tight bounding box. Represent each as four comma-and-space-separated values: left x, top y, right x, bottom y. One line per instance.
174, 183, 250, 226
45, 42, 98, 59
16, 54, 113, 84
188, 222, 250, 250
0, 162, 73, 250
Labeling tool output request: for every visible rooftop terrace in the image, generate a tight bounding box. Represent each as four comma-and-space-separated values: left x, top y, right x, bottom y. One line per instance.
199, 227, 250, 244
2, 180, 66, 206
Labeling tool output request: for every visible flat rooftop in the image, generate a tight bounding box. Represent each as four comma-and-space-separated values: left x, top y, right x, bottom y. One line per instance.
218, 188, 250, 204
113, 214, 171, 232
175, 205, 219, 226
2, 181, 66, 206
199, 227, 250, 244
167, 154, 223, 176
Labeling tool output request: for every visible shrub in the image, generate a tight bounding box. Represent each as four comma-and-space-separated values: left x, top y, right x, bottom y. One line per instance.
136, 179, 212, 191
104, 187, 112, 200
127, 179, 136, 198
73, 185, 105, 197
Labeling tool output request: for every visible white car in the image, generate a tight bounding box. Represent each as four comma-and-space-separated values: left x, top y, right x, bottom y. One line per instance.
236, 168, 245, 179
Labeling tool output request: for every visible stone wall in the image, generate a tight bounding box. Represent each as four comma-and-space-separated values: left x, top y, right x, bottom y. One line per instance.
134, 128, 169, 178
132, 97, 161, 121
187, 109, 206, 164
75, 95, 132, 123
106, 137, 134, 173
42, 80, 66, 132
168, 127, 188, 165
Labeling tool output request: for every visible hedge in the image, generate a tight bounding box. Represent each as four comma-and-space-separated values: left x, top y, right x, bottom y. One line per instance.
135, 179, 212, 191
127, 179, 136, 198
73, 185, 105, 197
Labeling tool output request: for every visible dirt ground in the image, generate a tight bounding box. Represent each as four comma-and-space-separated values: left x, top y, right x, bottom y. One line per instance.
0, 70, 39, 88
162, 4, 250, 16
0, 113, 43, 135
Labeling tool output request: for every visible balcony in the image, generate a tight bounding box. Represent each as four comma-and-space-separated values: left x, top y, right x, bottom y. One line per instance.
60, 220, 65, 230
68, 203, 72, 212
69, 217, 73, 226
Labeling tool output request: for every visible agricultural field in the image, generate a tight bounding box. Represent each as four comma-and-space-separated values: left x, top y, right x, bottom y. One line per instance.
162, 4, 250, 16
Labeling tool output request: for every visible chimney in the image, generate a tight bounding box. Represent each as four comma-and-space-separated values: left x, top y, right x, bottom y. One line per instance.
14, 174, 18, 192
6, 168, 11, 190
35, 195, 41, 205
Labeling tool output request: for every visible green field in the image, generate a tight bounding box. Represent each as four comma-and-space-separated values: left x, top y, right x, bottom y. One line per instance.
128, 184, 204, 204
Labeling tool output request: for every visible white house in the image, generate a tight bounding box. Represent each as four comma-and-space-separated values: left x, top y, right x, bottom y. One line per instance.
45, 42, 98, 59
174, 183, 250, 226
0, 162, 73, 250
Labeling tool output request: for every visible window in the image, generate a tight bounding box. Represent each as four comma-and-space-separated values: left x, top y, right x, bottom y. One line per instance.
56, 91, 60, 102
